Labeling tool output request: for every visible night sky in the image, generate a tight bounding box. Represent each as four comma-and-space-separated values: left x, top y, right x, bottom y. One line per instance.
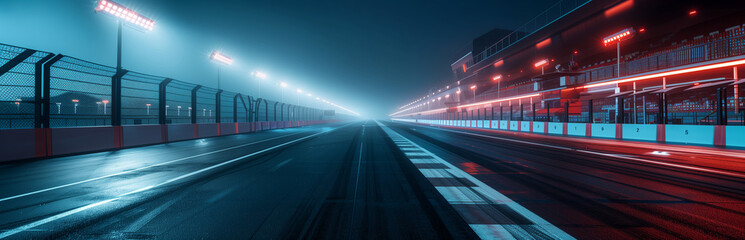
1, 0, 555, 118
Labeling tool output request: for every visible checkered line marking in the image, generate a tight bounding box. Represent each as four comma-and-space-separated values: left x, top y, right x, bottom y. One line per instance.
376, 121, 574, 240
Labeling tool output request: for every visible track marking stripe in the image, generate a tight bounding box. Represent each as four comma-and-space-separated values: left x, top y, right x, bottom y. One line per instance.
0, 124, 351, 239
0, 132, 307, 203
376, 121, 573, 240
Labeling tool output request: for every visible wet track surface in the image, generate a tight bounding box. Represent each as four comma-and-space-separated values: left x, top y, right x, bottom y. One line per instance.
1, 120, 745, 239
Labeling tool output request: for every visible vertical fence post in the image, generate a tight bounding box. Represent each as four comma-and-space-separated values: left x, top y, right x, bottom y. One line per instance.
111, 70, 128, 126
215, 90, 222, 123
239, 95, 248, 122
588, 99, 593, 123
717, 87, 726, 125
563, 101, 569, 122
233, 93, 240, 123
34, 53, 54, 128
41, 54, 64, 128
158, 78, 172, 125
247, 96, 254, 122
264, 99, 269, 121
532, 103, 536, 121
191, 85, 201, 124
519, 103, 524, 121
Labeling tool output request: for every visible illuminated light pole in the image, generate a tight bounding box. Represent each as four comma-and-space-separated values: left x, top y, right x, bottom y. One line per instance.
56, 102, 62, 114
209, 109, 212, 117
280, 82, 288, 102
146, 103, 151, 115
14, 99, 21, 111
95, 0, 154, 74
493, 75, 502, 99
72, 99, 79, 114
203, 108, 206, 116
603, 28, 635, 78
603, 28, 635, 123
188, 107, 192, 117
534, 59, 549, 75
177, 106, 181, 116
101, 99, 109, 114
470, 85, 477, 102
165, 105, 169, 116
253, 71, 267, 99
96, 102, 102, 113
209, 51, 233, 89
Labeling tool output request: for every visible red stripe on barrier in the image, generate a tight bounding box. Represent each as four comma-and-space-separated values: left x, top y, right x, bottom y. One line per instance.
656, 124, 665, 143
217, 124, 221, 136
235, 122, 239, 133
586, 124, 592, 137
34, 128, 48, 158
113, 126, 123, 148
615, 124, 623, 139
194, 124, 199, 138
544, 122, 549, 134
529, 122, 533, 133
714, 125, 726, 146
562, 123, 568, 135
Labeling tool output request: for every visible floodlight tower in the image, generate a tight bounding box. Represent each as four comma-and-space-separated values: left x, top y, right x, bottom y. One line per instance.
209, 51, 233, 89
534, 59, 549, 75
94, 0, 155, 73
603, 28, 635, 77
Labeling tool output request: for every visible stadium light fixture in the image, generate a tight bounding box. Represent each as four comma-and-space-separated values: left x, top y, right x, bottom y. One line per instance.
96, 0, 154, 30
210, 51, 233, 65
492, 75, 503, 99
470, 85, 477, 102
94, 0, 155, 73
252, 71, 268, 99
603, 28, 635, 78
209, 51, 232, 89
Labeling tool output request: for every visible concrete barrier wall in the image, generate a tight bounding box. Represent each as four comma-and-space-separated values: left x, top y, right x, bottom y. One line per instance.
547, 122, 563, 135
726, 126, 745, 148
238, 123, 251, 133
1, 119, 338, 162
168, 124, 194, 142
122, 125, 162, 147
51, 126, 115, 156
520, 121, 531, 132
622, 124, 657, 141
220, 123, 237, 135
197, 123, 219, 138
509, 121, 519, 130
566, 123, 586, 136
665, 125, 714, 145
399, 118, 745, 149
0, 129, 37, 162
532, 122, 545, 133
591, 123, 616, 139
